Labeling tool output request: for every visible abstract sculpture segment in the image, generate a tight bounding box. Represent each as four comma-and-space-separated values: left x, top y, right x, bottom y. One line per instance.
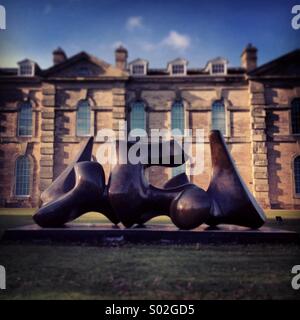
40, 137, 94, 205
33, 130, 266, 230
207, 131, 266, 228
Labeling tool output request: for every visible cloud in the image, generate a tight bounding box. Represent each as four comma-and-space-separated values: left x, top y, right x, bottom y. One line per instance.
162, 31, 190, 51
43, 4, 53, 15
139, 31, 191, 53
140, 41, 156, 52
126, 16, 143, 31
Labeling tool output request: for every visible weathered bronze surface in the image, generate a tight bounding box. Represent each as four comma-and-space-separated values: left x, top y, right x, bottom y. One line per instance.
206, 130, 266, 228
34, 138, 118, 227
33, 130, 266, 230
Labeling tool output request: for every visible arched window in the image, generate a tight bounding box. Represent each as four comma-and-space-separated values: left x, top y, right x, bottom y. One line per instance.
171, 101, 185, 134
76, 100, 91, 136
291, 98, 300, 134
294, 156, 300, 194
15, 156, 31, 196
18, 102, 32, 136
130, 101, 146, 131
212, 100, 226, 135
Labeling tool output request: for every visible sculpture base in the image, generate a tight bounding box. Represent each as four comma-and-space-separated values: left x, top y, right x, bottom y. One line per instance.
2, 223, 299, 245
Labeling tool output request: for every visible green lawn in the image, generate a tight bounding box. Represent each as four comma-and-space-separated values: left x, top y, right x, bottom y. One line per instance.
0, 209, 300, 300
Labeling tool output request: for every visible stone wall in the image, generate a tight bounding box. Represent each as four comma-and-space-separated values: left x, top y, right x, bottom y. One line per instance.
40, 83, 55, 193
126, 83, 254, 195
249, 81, 270, 208
1, 77, 299, 209
265, 85, 300, 209
53, 83, 116, 182
0, 82, 42, 207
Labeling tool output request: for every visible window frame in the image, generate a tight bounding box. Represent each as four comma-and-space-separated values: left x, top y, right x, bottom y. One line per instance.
17, 101, 33, 137
129, 60, 148, 76
14, 155, 32, 198
76, 100, 92, 137
172, 64, 185, 75
170, 63, 187, 76
171, 100, 188, 177
206, 58, 228, 76
132, 64, 145, 76
211, 63, 225, 75
171, 100, 186, 135
18, 61, 35, 77
211, 100, 226, 136
129, 101, 147, 134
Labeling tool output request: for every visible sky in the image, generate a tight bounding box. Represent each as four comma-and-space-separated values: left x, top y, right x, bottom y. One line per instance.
0, 0, 299, 69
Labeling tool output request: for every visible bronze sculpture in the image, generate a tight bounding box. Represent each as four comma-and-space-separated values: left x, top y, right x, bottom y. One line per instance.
33, 130, 266, 230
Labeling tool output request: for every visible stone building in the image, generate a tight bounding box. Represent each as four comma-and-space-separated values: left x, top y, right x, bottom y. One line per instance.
0, 44, 300, 209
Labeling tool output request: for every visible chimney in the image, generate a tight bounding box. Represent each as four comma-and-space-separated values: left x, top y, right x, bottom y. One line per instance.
53, 47, 67, 65
115, 46, 128, 70
241, 44, 257, 72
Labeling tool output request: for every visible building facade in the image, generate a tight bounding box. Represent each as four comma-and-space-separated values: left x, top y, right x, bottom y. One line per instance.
0, 45, 300, 209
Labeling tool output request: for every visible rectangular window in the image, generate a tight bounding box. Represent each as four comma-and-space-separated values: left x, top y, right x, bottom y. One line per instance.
171, 102, 185, 134
172, 64, 184, 75
15, 156, 31, 196
132, 65, 145, 75
130, 102, 146, 131
18, 103, 33, 136
212, 101, 226, 135
212, 64, 225, 74
20, 64, 33, 76
77, 101, 91, 136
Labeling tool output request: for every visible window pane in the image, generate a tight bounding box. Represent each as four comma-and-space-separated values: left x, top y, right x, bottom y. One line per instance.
172, 101, 185, 134
172, 101, 185, 175
20, 64, 33, 76
212, 101, 226, 135
294, 156, 300, 194
212, 64, 224, 74
18, 102, 33, 136
130, 102, 146, 131
15, 156, 31, 196
132, 65, 145, 75
77, 100, 91, 136
172, 64, 184, 75
292, 98, 300, 134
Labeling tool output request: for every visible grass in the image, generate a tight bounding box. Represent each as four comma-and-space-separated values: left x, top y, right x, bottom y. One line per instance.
0, 209, 300, 300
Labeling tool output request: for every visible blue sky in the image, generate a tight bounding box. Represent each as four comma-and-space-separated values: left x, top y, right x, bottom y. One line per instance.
0, 0, 299, 69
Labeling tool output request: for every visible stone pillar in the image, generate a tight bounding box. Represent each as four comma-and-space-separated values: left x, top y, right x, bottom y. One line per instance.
112, 86, 127, 138
39, 83, 56, 192
249, 80, 270, 208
